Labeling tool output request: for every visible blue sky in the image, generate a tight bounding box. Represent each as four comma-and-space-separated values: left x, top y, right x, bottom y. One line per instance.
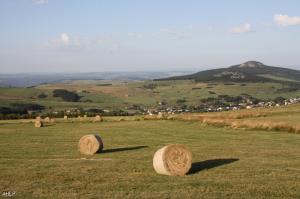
0, 0, 300, 73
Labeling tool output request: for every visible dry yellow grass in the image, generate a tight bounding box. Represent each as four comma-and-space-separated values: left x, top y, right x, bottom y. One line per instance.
166, 104, 300, 134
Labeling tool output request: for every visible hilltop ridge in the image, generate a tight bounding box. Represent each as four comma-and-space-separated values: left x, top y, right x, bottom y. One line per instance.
156, 61, 300, 83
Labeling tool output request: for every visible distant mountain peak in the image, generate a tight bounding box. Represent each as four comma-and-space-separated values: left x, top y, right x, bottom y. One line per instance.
156, 61, 300, 83
238, 61, 265, 68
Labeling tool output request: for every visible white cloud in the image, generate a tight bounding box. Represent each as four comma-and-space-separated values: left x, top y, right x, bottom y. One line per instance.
230, 23, 252, 34
45, 33, 120, 53
46, 33, 77, 49
60, 33, 70, 45
33, 0, 48, 5
274, 14, 300, 27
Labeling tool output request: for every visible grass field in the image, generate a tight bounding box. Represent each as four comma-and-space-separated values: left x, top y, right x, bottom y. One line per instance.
0, 119, 300, 198
172, 104, 300, 134
1, 80, 300, 111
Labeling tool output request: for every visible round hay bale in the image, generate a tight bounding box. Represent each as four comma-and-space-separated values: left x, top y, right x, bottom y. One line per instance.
118, 118, 125, 121
78, 134, 104, 155
63, 116, 68, 120
94, 115, 102, 122
44, 117, 50, 122
157, 112, 167, 119
153, 144, 192, 176
34, 120, 43, 128
84, 115, 87, 118
36, 116, 41, 121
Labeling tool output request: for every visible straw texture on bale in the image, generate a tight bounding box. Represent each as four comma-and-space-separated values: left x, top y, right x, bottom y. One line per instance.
78, 134, 103, 155
153, 144, 192, 176
34, 120, 43, 128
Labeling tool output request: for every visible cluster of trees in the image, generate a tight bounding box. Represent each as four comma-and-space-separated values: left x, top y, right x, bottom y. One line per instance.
0, 103, 45, 120
200, 94, 261, 107
0, 103, 44, 114
53, 89, 81, 102
0, 105, 132, 120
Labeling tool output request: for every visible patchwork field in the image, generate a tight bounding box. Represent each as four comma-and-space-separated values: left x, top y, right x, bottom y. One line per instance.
0, 119, 299, 198
1, 80, 300, 111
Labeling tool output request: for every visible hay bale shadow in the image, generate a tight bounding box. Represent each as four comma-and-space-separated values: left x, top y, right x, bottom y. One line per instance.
188, 158, 239, 175
101, 146, 148, 154
41, 124, 56, 128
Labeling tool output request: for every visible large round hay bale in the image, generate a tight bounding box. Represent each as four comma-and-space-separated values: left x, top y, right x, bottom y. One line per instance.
34, 120, 43, 128
78, 134, 104, 155
94, 115, 102, 122
153, 144, 192, 176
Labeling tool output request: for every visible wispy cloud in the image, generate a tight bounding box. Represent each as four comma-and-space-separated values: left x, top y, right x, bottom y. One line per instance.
32, 0, 48, 5
45, 33, 120, 53
159, 28, 190, 40
46, 33, 73, 48
127, 32, 143, 39
274, 14, 300, 27
230, 23, 252, 34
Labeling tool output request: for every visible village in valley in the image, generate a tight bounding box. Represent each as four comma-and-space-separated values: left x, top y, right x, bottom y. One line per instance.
57, 95, 300, 118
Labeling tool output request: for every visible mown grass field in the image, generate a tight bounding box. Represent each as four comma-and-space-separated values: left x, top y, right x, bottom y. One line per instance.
0, 117, 300, 198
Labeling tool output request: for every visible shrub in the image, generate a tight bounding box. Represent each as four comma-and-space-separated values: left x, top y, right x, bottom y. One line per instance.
38, 93, 48, 99
176, 99, 186, 104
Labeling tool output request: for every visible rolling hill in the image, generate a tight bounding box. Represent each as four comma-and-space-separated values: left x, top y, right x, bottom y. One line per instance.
156, 61, 300, 83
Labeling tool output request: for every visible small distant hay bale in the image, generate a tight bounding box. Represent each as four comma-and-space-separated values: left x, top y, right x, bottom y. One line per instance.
78, 134, 104, 155
94, 115, 102, 122
78, 116, 83, 121
34, 120, 43, 128
44, 117, 50, 122
153, 144, 192, 176
143, 115, 156, 120
84, 115, 87, 118
36, 116, 41, 121
157, 112, 167, 119
63, 116, 68, 120
118, 118, 125, 121
167, 115, 175, 120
